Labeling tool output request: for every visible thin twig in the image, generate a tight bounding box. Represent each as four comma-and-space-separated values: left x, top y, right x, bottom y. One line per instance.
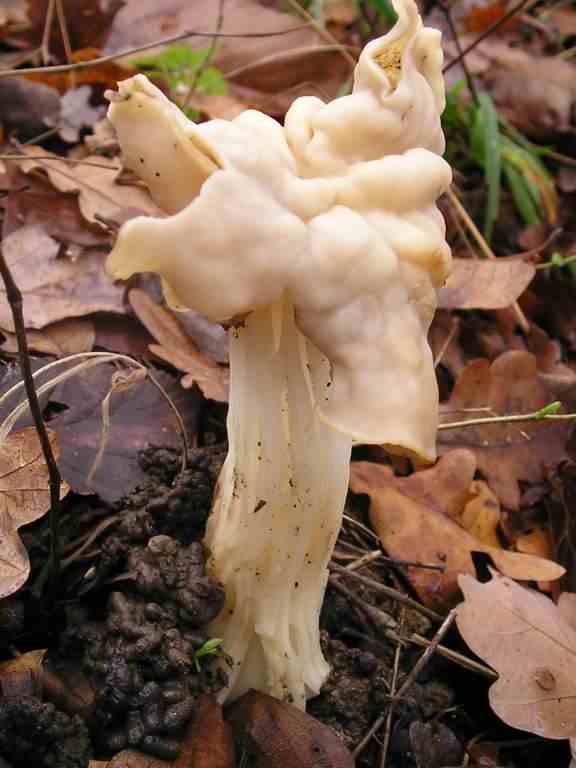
439, 408, 576, 431
285, 0, 357, 68
394, 609, 457, 700
184, 0, 225, 107
438, 0, 479, 104
329, 576, 496, 678
0, 244, 62, 595
344, 549, 382, 571
379, 609, 404, 768
443, 0, 535, 74
447, 187, 530, 333
0, 25, 312, 79
353, 611, 463, 759
0, 154, 120, 170
55, 0, 74, 88
40, 0, 56, 65
330, 561, 443, 622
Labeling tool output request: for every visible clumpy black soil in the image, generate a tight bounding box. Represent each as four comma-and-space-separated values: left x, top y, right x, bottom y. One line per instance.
0, 443, 571, 768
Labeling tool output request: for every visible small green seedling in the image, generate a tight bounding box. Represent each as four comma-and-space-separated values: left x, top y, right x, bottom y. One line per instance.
193, 637, 224, 673
131, 45, 228, 119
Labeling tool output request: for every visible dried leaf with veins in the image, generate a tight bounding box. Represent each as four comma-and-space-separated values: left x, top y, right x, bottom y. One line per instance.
0, 225, 124, 332
439, 350, 576, 510
0, 428, 69, 599
438, 257, 535, 311
350, 453, 564, 611
19, 147, 162, 225
457, 571, 576, 739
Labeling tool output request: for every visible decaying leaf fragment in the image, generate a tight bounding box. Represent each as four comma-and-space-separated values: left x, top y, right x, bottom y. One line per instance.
0, 428, 69, 598
227, 690, 354, 768
350, 454, 564, 611
457, 572, 576, 739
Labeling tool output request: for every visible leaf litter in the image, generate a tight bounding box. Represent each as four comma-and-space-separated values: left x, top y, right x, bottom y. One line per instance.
0, 1, 575, 767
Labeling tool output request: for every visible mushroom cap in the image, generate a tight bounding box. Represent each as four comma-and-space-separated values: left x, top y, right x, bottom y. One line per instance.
106, 0, 451, 462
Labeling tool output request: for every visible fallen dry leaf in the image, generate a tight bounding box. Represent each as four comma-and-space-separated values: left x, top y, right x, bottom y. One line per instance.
129, 289, 229, 402
439, 351, 576, 510
438, 257, 535, 310
175, 695, 234, 768
0, 224, 124, 332
228, 690, 354, 768
0, 318, 95, 356
460, 39, 576, 139
350, 455, 564, 611
0, 427, 69, 598
0, 649, 45, 679
457, 571, 576, 739
50, 364, 200, 501
3, 166, 111, 248
19, 147, 162, 225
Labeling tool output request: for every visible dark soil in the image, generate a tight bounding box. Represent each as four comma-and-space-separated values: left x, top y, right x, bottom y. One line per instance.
0, 443, 571, 768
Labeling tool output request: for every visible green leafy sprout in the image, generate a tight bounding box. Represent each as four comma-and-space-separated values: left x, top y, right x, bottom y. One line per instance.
131, 45, 228, 120
193, 637, 224, 673
443, 83, 558, 242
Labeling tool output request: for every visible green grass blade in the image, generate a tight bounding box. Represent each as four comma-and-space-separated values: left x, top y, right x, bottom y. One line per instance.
503, 161, 541, 226
471, 93, 501, 242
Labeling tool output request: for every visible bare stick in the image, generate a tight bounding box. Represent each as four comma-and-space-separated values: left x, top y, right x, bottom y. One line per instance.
0, 25, 312, 79
439, 407, 576, 431
0, 244, 62, 593
40, 0, 56, 65
285, 0, 357, 68
330, 561, 443, 622
438, 0, 479, 104
55, 0, 75, 89
185, 0, 226, 106
379, 609, 404, 768
0, 154, 120, 170
395, 609, 457, 700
